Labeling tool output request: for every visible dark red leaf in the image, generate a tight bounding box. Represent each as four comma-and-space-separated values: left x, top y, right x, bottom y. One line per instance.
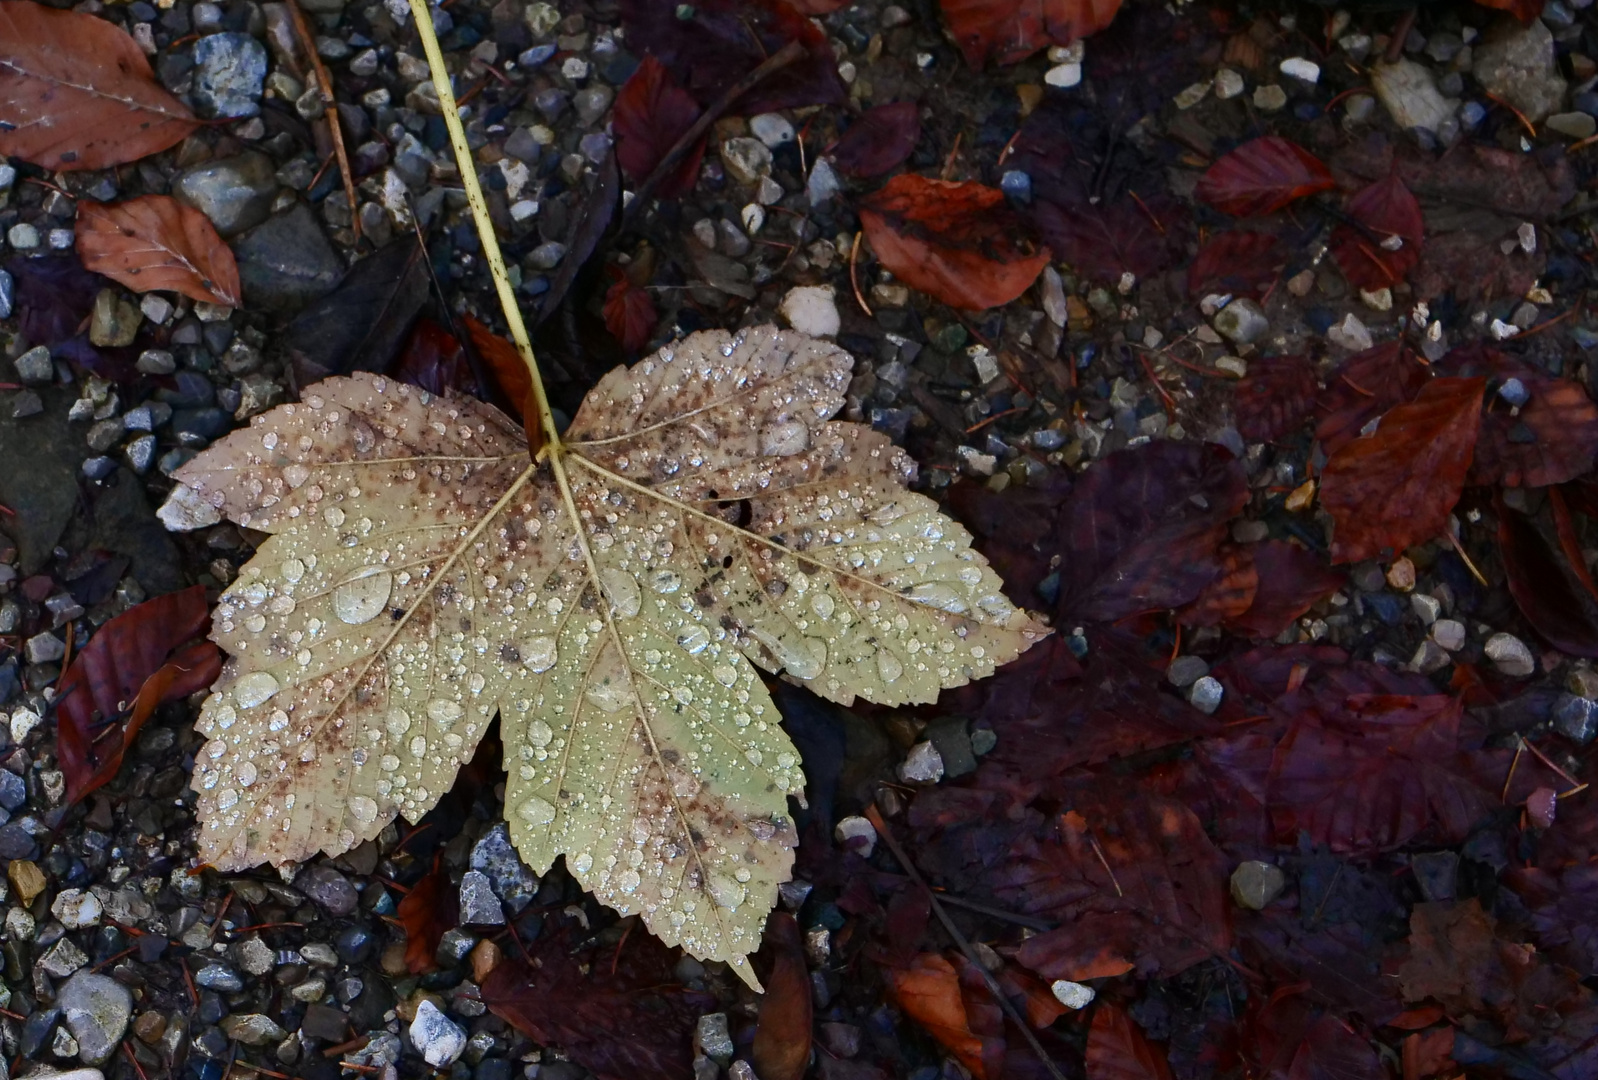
602, 272, 658, 354
1505, 865, 1598, 973
56, 586, 217, 805
482, 918, 715, 1080
3, 252, 105, 349
829, 102, 921, 178
1177, 544, 1258, 628
940, 0, 1125, 69
1234, 354, 1320, 444
1031, 194, 1186, 285
1330, 175, 1424, 291
617, 0, 845, 115
1197, 137, 1335, 218
1237, 910, 1406, 1027
1497, 499, 1598, 658
1288, 1014, 1386, 1080
1315, 342, 1430, 456
397, 857, 456, 975
753, 913, 812, 1080
1402, 1028, 1457, 1080
1054, 441, 1248, 621
1187, 230, 1287, 299
1227, 541, 1344, 639
463, 316, 534, 416
1435, 344, 1598, 488
859, 174, 1051, 310
613, 55, 704, 200
1475, 0, 1546, 22
945, 472, 1074, 605
394, 318, 472, 397
1319, 376, 1485, 564
1087, 1004, 1173, 1080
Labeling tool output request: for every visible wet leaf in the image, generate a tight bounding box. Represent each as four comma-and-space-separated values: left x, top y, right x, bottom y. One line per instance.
1319, 376, 1485, 564
887, 953, 1004, 1079
1177, 543, 1258, 628
602, 270, 658, 354
3, 252, 105, 348
859, 174, 1052, 311
0, 1, 198, 171
285, 236, 430, 385
1031, 193, 1186, 286
1196, 137, 1335, 218
830, 102, 922, 179
75, 196, 240, 308
613, 55, 704, 200
166, 326, 1047, 982
1496, 500, 1598, 658
940, 0, 1125, 69
1226, 541, 1345, 640
394, 319, 473, 398
1233, 354, 1319, 444
397, 856, 455, 974
1187, 230, 1287, 300
1474, 0, 1545, 22
482, 916, 716, 1080
463, 315, 534, 413
753, 912, 813, 1080
1330, 175, 1423, 292
56, 586, 221, 805
1086, 1004, 1173, 1080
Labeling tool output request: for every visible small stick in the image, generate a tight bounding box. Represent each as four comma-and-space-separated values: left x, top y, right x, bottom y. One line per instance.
1522, 738, 1582, 790
59, 621, 75, 680
1502, 739, 1524, 803
1442, 528, 1489, 587
1085, 832, 1124, 897
849, 231, 873, 317
965, 407, 1028, 435
867, 803, 1070, 1080
122, 1042, 152, 1080
940, 132, 963, 181
286, 0, 361, 241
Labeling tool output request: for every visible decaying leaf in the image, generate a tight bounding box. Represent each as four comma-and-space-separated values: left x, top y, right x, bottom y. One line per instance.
0, 0, 198, 171
1196, 136, 1335, 218
75, 196, 242, 308
940, 0, 1125, 69
165, 326, 1047, 983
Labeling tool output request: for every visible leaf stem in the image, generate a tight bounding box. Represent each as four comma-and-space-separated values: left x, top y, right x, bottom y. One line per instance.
406, 0, 560, 454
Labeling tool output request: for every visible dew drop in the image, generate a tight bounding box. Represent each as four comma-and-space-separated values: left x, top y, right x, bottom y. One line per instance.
236, 761, 258, 786
528, 720, 553, 747
672, 686, 694, 705
427, 699, 464, 727
244, 614, 266, 633
876, 649, 905, 684
409, 735, 427, 758
323, 506, 346, 527
386, 709, 411, 736
648, 569, 682, 594
517, 795, 557, 826
617, 869, 642, 894
469, 673, 486, 694
233, 671, 281, 708
216, 788, 239, 811
521, 635, 558, 673
350, 796, 378, 823
959, 565, 983, 586
213, 704, 237, 729
906, 582, 968, 613
333, 568, 392, 624
600, 567, 642, 618
587, 677, 631, 713
643, 649, 662, 666
707, 872, 746, 911
677, 626, 710, 654
745, 749, 763, 766
713, 664, 738, 687
380, 754, 400, 771
810, 593, 835, 619
572, 853, 594, 874
281, 558, 306, 583
283, 464, 310, 488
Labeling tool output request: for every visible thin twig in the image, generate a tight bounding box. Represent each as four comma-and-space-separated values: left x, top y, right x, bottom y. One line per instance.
287, 0, 360, 240
849, 231, 872, 316
1442, 527, 1489, 587
867, 803, 1069, 1080
1502, 739, 1524, 803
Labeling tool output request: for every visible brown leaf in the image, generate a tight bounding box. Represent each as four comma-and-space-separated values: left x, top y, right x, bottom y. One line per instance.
829, 102, 921, 179
1319, 376, 1484, 564
1331, 175, 1424, 291
886, 953, 1004, 1080
612, 54, 704, 199
1315, 342, 1430, 456
1177, 544, 1258, 628
397, 857, 455, 974
1226, 541, 1345, 639
463, 315, 534, 409
1086, 1004, 1173, 1080
859, 174, 1051, 311
1196, 137, 1335, 218
0, 1, 198, 171
940, 0, 1125, 69
753, 913, 812, 1080
75, 196, 241, 307
1233, 354, 1319, 444
603, 270, 658, 354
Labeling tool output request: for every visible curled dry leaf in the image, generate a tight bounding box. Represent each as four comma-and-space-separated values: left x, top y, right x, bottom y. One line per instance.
1196, 136, 1335, 218
1319, 376, 1485, 564
940, 0, 1125, 69
165, 326, 1047, 983
0, 0, 198, 170
859, 174, 1051, 311
75, 196, 242, 307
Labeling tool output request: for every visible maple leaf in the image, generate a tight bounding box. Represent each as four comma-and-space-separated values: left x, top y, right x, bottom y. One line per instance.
163, 325, 1048, 984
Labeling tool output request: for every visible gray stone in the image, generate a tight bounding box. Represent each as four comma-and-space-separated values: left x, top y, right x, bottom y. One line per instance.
1371, 59, 1456, 133
1229, 861, 1285, 910
193, 33, 268, 118
1473, 18, 1565, 122
298, 865, 358, 915
458, 870, 505, 926
807, 159, 841, 206
573, 85, 613, 126
469, 824, 539, 914
1410, 639, 1451, 674
1189, 676, 1224, 714
527, 241, 566, 270
86, 418, 125, 453
222, 1014, 288, 1046
720, 137, 772, 185
233, 934, 276, 977
898, 741, 944, 783
89, 291, 140, 347
436, 928, 476, 966
173, 152, 279, 236
25, 631, 65, 664
1214, 298, 1269, 345
409, 1001, 466, 1067
15, 345, 55, 385
59, 972, 132, 1065
1547, 111, 1597, 138
82, 456, 117, 481
136, 349, 177, 375
1553, 693, 1598, 743
40, 937, 90, 979
0, 771, 25, 811
234, 205, 343, 313
697, 1014, 735, 1062
925, 717, 978, 779
750, 113, 795, 148
1485, 632, 1536, 676
1328, 312, 1374, 351
52, 889, 103, 929
0, 269, 12, 319
1167, 655, 1210, 688
194, 964, 244, 991
1433, 618, 1467, 651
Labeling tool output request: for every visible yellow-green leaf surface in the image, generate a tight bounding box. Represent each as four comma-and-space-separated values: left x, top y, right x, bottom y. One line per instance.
168, 325, 1049, 983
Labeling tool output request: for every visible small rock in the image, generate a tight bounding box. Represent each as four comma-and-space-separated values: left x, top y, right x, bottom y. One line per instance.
136, 349, 177, 375
1045, 63, 1082, 88
1553, 693, 1598, 743
89, 290, 141, 347
527, 241, 566, 270
1174, 80, 1211, 109
1371, 59, 1456, 133
573, 85, 613, 126
233, 204, 343, 312
1473, 18, 1565, 122
833, 815, 877, 858
408, 1001, 467, 1068
1385, 556, 1416, 591
1279, 57, 1320, 83
1485, 632, 1536, 676
1253, 84, 1288, 111
1498, 377, 1530, 406
15, 345, 54, 385
1411, 593, 1442, 624
7, 222, 39, 249
1229, 860, 1286, 909
1188, 676, 1224, 714
298, 866, 358, 915
221, 1014, 288, 1047
697, 1014, 736, 1063
1432, 618, 1467, 651
1214, 298, 1269, 344
720, 137, 772, 185
1410, 639, 1451, 675
173, 152, 279, 236
25, 631, 65, 664
1214, 68, 1245, 99
1328, 312, 1374, 350
806, 159, 841, 206
233, 935, 276, 977
778, 285, 840, 338
1167, 655, 1210, 688
157, 484, 222, 531
192, 33, 268, 118
193, 964, 244, 992
899, 741, 944, 783
469, 824, 540, 914
40, 937, 90, 979
458, 870, 506, 926
51, 889, 103, 930
1050, 980, 1095, 1009
1411, 851, 1458, 901
749, 113, 795, 148
1547, 111, 1597, 138
0, 269, 12, 319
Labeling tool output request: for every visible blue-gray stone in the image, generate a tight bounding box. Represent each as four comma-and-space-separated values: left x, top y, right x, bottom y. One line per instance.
0, 770, 26, 811
59, 970, 133, 1065
173, 152, 279, 236
469, 824, 539, 914
1554, 693, 1598, 744
193, 964, 244, 992
1000, 169, 1032, 202
1498, 377, 1530, 407
0, 269, 12, 320
192, 33, 267, 119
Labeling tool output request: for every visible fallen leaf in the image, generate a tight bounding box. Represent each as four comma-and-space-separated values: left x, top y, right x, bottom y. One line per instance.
887, 953, 1004, 1079
397, 855, 455, 974
1031, 192, 1187, 286
394, 319, 473, 398
56, 587, 221, 805
1331, 175, 1423, 291
1474, 0, 1545, 22
1233, 354, 1320, 444
1177, 544, 1258, 628
829, 102, 922, 178
1187, 230, 1287, 300
1086, 1004, 1173, 1080
1315, 342, 1431, 456
1254, 1001, 1387, 1080
602, 269, 658, 354
753, 912, 813, 1080
1197, 137, 1335, 218
613, 55, 704, 199
463, 315, 534, 413
860, 175, 1051, 311
1402, 1027, 1457, 1080
1504, 865, 1598, 974
1226, 541, 1345, 639
482, 916, 717, 1080
1399, 900, 1527, 1020
2, 252, 105, 348
0, 0, 198, 170
1496, 499, 1598, 658
1238, 910, 1406, 1027
167, 326, 1047, 982
940, 0, 1125, 69
284, 236, 429, 385
75, 196, 241, 308
1319, 376, 1484, 564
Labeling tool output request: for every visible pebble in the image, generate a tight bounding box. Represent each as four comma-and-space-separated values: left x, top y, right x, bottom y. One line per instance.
458, 870, 506, 926
1547, 111, 1597, 138
232, 203, 343, 312
1253, 84, 1288, 111
899, 741, 945, 783
15, 346, 55, 385
573, 85, 613, 126
1214, 68, 1245, 99
157, 484, 223, 530
25, 632, 65, 664
1411, 593, 1441, 624
1485, 632, 1536, 676
173, 152, 279, 236
1229, 861, 1286, 909
40, 937, 89, 979
0, 269, 12, 320
193, 964, 244, 992
221, 1014, 287, 1046
298, 866, 358, 915
1174, 81, 1211, 109
1188, 676, 1224, 714
1279, 57, 1320, 83
1499, 377, 1530, 407
749, 113, 795, 148
57, 972, 131, 1065
1050, 980, 1095, 1009
697, 1014, 736, 1062
1214, 298, 1269, 345
1553, 694, 1598, 743
778, 285, 840, 338
469, 824, 540, 914
192, 33, 268, 118
720, 137, 772, 185
527, 241, 566, 270
1411, 851, 1459, 901
409, 1001, 467, 1068
51, 889, 103, 929
1167, 655, 1210, 688
806, 159, 841, 206
1432, 618, 1466, 651
1371, 59, 1456, 134
1473, 18, 1566, 122
1328, 312, 1374, 350
834, 815, 877, 858
1045, 63, 1082, 88
8, 222, 39, 249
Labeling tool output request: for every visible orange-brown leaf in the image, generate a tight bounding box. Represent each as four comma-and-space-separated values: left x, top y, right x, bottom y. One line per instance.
887, 953, 1002, 1080
0, 1, 198, 170
1087, 1004, 1174, 1080
860, 174, 1050, 311
941, 0, 1124, 69
752, 913, 812, 1080
1319, 377, 1485, 564
463, 316, 533, 413
76, 196, 241, 307
398, 858, 455, 974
